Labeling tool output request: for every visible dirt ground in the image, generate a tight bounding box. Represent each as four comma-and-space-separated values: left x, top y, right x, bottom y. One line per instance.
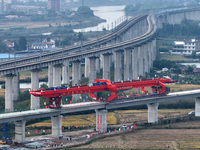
67, 110, 200, 150
75, 122, 200, 150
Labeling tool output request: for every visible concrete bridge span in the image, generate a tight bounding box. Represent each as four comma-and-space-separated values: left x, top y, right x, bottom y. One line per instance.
1, 7, 200, 144
0, 90, 200, 143
156, 7, 200, 28
1, 14, 157, 112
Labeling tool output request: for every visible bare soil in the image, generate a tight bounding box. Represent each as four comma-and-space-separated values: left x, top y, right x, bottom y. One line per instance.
75, 121, 200, 150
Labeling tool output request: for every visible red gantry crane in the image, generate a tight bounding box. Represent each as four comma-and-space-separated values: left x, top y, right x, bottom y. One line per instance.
29, 78, 176, 108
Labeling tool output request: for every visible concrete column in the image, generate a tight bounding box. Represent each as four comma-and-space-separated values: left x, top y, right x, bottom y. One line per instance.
95, 109, 107, 132
139, 45, 144, 76
72, 60, 81, 86
149, 42, 153, 67
51, 115, 63, 138
132, 47, 138, 80
195, 98, 200, 117
31, 70, 40, 110
144, 44, 149, 74
147, 103, 159, 123
114, 51, 122, 82
152, 39, 157, 61
124, 49, 132, 81
103, 54, 110, 80
72, 61, 81, 101
100, 54, 103, 69
85, 57, 90, 77
13, 72, 19, 101
53, 65, 61, 87
5, 75, 14, 112
48, 65, 53, 87
62, 61, 69, 85
14, 120, 26, 143
89, 57, 97, 83
96, 58, 100, 73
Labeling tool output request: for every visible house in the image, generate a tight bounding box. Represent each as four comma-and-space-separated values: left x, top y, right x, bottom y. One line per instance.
31, 42, 47, 50
3, 40, 14, 48
193, 68, 200, 74
30, 39, 56, 51
42, 39, 55, 49
5, 15, 18, 19
171, 39, 200, 55
179, 66, 188, 74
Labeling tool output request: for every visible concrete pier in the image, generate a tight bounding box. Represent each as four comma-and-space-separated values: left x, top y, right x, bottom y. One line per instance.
5, 74, 14, 112
147, 103, 159, 123
139, 45, 144, 76
100, 54, 103, 69
62, 61, 69, 85
72, 60, 81, 86
148, 42, 153, 68
152, 39, 157, 61
13, 72, 19, 101
85, 57, 90, 77
96, 58, 100, 73
95, 109, 107, 132
48, 65, 53, 87
72, 61, 81, 100
14, 120, 26, 143
195, 97, 200, 117
124, 49, 132, 81
103, 54, 111, 80
144, 44, 149, 73
132, 47, 138, 80
89, 57, 97, 83
114, 51, 122, 82
51, 115, 63, 138
53, 65, 61, 87
31, 69, 40, 110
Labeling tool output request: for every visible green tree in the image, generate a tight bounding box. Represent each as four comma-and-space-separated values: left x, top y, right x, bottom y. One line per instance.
47, 37, 50, 42
14, 41, 19, 51
40, 83, 48, 89
78, 32, 84, 41
18, 36, 27, 51
185, 66, 193, 74
75, 6, 94, 19
47, 9, 56, 17
192, 51, 196, 59
0, 41, 8, 53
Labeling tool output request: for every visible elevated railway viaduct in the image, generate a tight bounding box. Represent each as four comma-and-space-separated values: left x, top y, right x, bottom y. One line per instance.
0, 7, 200, 143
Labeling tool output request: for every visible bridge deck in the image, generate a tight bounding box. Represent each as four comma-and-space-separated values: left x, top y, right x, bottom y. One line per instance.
0, 89, 200, 123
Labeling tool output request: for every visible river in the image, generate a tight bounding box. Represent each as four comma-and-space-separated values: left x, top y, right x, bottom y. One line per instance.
74, 5, 126, 32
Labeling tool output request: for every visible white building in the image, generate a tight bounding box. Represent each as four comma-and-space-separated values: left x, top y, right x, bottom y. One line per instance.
171, 39, 200, 55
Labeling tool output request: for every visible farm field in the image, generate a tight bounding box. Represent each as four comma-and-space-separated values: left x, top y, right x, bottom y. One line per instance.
75, 127, 200, 149
26, 109, 193, 132
160, 54, 191, 62
26, 109, 200, 150
0, 21, 79, 30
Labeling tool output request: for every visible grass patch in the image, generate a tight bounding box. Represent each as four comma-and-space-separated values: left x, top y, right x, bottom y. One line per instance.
160, 54, 190, 61
179, 141, 200, 149
27, 112, 117, 128
168, 84, 200, 92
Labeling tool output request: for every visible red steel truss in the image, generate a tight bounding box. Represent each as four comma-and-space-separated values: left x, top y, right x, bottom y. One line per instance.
29, 78, 176, 108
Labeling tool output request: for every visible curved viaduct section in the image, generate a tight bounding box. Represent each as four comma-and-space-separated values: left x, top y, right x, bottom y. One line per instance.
1, 14, 157, 112
156, 7, 200, 29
